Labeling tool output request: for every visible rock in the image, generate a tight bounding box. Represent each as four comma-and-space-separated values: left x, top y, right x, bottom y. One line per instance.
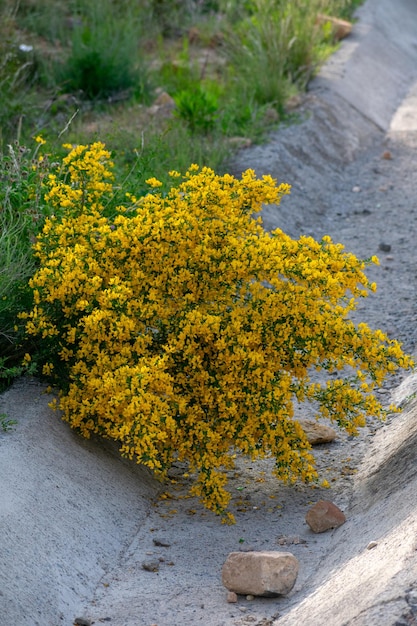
367, 541, 378, 550
142, 559, 160, 572
277, 535, 307, 546
153, 537, 171, 547
149, 91, 176, 119
222, 551, 299, 597
316, 14, 352, 41
352, 185, 361, 192
73, 618, 91, 626
227, 591, 238, 603
379, 242, 392, 252
297, 419, 337, 445
305, 500, 346, 533
382, 150, 393, 160
227, 136, 252, 150
153, 91, 176, 108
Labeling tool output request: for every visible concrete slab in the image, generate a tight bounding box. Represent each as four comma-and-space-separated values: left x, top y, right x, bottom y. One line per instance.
0, 378, 160, 625
313, 0, 417, 131
390, 79, 417, 132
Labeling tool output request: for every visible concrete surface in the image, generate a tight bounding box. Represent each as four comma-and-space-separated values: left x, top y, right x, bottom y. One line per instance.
314, 0, 417, 131
0, 378, 160, 625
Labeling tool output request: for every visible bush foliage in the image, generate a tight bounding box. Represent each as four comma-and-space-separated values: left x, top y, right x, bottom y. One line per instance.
23, 143, 412, 521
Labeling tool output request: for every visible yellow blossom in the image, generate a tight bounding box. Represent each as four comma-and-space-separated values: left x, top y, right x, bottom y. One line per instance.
145, 177, 163, 188
24, 141, 414, 521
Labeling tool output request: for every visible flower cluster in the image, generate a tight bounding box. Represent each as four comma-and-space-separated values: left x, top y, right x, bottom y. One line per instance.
23, 142, 413, 521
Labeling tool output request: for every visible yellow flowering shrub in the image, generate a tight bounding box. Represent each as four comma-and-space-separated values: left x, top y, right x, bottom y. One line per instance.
24, 142, 413, 522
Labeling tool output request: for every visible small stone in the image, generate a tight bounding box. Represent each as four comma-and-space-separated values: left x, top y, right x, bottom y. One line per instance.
246, 595, 255, 601
305, 500, 346, 533
379, 242, 392, 252
277, 535, 306, 546
352, 185, 361, 193
382, 150, 393, 160
142, 559, 160, 572
367, 541, 378, 550
297, 420, 337, 445
153, 91, 176, 108
149, 91, 176, 119
74, 618, 91, 626
153, 537, 171, 547
227, 591, 238, 603
222, 551, 299, 597
227, 136, 252, 150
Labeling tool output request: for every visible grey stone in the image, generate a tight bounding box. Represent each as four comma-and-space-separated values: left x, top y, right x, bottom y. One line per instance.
142, 559, 160, 572
73, 618, 91, 626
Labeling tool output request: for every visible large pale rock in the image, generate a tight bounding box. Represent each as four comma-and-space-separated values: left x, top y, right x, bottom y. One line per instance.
297, 419, 337, 445
316, 14, 352, 41
305, 500, 346, 533
221, 551, 299, 597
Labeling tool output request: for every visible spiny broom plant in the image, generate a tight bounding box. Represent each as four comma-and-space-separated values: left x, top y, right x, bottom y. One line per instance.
23, 142, 413, 522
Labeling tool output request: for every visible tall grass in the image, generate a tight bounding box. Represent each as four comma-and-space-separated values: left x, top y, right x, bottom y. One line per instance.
60, 0, 151, 101
223, 0, 346, 114
0, 142, 48, 384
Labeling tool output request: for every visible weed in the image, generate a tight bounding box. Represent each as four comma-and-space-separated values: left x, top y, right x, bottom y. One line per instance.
174, 84, 219, 133
0, 138, 50, 365
59, 1, 150, 101
0, 413, 17, 432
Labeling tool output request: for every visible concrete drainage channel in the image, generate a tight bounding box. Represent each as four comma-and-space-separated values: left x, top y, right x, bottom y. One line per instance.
1, 1, 417, 625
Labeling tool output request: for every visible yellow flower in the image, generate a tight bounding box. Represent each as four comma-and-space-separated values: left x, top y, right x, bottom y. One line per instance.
145, 177, 163, 188
24, 142, 414, 521
42, 363, 54, 376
